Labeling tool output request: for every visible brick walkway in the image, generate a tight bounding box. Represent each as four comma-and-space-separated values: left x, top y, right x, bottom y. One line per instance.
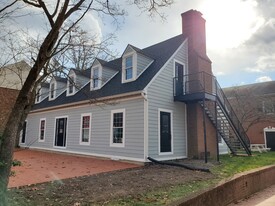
9, 149, 140, 188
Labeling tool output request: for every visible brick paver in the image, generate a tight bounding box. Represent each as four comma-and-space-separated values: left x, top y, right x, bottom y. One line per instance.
9, 149, 140, 188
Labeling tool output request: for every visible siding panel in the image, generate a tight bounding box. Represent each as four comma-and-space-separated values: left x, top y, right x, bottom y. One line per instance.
147, 41, 188, 160
23, 98, 145, 161
137, 54, 153, 76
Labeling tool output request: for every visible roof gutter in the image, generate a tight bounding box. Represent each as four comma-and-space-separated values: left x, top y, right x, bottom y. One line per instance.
30, 90, 143, 114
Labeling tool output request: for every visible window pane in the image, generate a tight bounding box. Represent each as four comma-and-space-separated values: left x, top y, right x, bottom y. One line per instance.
126, 68, 133, 80
93, 68, 99, 88
41, 120, 45, 130
93, 68, 99, 77
40, 120, 45, 140
126, 56, 132, 68
81, 115, 90, 143
82, 129, 89, 142
50, 83, 55, 98
69, 77, 74, 93
93, 79, 98, 88
82, 116, 90, 128
40, 130, 44, 140
113, 112, 123, 127
113, 128, 123, 143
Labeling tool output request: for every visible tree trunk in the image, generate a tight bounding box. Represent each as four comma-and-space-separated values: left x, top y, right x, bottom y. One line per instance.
0, 62, 40, 204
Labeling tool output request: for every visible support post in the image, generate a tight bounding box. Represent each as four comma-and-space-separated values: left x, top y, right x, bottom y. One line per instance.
215, 100, 220, 162
202, 98, 208, 163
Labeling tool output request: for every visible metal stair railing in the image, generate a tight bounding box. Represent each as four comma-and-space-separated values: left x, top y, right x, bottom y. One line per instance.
214, 79, 251, 155
202, 101, 238, 155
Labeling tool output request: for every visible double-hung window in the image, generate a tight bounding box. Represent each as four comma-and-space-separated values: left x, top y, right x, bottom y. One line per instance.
68, 75, 75, 95
125, 56, 133, 80
50, 83, 55, 99
110, 109, 125, 147
80, 114, 91, 144
35, 87, 41, 103
92, 67, 100, 89
39, 118, 46, 142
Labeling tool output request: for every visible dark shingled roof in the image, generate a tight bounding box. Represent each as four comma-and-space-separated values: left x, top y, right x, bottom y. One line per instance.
223, 81, 275, 97
32, 34, 185, 111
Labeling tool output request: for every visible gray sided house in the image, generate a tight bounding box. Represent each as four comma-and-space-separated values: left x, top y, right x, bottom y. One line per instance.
20, 10, 252, 162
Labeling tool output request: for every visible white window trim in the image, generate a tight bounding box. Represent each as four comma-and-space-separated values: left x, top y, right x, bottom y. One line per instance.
264, 127, 275, 148
53, 116, 68, 149
66, 74, 76, 96
49, 80, 57, 101
35, 86, 41, 104
79, 113, 91, 145
158, 108, 174, 155
110, 108, 125, 147
38, 118, 46, 142
122, 52, 137, 83
91, 66, 102, 90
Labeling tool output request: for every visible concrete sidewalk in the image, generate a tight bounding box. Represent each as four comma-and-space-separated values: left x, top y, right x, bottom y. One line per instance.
9, 149, 140, 188
256, 195, 275, 206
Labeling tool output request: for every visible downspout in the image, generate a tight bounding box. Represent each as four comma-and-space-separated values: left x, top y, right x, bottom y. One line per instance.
147, 157, 210, 173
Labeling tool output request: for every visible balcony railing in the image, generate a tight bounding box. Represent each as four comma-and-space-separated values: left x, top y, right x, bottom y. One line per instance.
173, 72, 217, 97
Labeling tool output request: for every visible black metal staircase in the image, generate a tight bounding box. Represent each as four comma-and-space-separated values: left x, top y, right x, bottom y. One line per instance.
174, 72, 251, 156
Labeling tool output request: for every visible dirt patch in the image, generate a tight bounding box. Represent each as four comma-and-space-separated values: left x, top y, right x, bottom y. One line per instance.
8, 162, 216, 205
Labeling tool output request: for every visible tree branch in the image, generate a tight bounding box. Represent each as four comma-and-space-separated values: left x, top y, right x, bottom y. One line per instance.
0, 0, 18, 13
37, 0, 54, 27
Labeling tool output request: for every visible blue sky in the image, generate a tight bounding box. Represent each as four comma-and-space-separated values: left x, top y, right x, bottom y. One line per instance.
3, 0, 275, 88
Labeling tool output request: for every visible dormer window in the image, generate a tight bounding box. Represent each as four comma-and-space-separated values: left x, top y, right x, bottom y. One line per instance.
35, 86, 41, 103
125, 56, 133, 80
122, 53, 137, 83
91, 67, 102, 90
67, 75, 76, 96
49, 82, 56, 100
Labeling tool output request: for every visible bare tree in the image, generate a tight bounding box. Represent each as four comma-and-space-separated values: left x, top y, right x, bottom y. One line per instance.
56, 26, 117, 70
224, 86, 275, 133
0, 0, 174, 203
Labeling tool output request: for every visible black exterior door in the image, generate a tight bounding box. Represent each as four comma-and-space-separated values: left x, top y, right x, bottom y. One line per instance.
175, 62, 184, 95
266, 132, 275, 151
160, 111, 172, 153
55, 118, 67, 147
21, 121, 27, 144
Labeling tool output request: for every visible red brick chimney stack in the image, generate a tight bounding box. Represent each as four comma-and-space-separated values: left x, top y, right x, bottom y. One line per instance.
181, 9, 207, 57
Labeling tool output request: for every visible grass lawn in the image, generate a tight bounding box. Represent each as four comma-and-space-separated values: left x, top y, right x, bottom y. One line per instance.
8, 152, 275, 206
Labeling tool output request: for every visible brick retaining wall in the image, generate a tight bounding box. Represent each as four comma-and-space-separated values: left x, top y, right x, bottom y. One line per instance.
172, 165, 275, 206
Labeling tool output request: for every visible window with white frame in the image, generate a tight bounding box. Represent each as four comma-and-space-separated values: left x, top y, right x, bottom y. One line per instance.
80, 114, 91, 144
67, 75, 75, 95
35, 86, 41, 103
122, 53, 137, 83
91, 67, 101, 90
49, 82, 55, 100
125, 56, 133, 80
110, 109, 125, 146
39, 118, 46, 141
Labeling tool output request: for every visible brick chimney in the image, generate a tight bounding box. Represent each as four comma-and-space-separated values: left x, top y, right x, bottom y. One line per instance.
181, 10, 212, 74
181, 10, 217, 160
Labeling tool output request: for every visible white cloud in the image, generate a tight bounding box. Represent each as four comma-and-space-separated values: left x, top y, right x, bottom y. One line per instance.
245, 55, 275, 73
255, 76, 272, 82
